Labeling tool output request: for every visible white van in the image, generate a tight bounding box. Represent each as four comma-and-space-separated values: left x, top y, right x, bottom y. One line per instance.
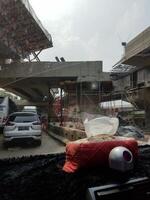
22, 106, 38, 114
0, 96, 17, 127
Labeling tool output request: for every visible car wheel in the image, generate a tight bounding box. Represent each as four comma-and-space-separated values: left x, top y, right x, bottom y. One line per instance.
3, 142, 9, 148
0, 127, 4, 134
36, 140, 41, 146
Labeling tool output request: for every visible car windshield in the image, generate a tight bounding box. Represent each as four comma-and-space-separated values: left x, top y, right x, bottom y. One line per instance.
22, 109, 37, 113
9, 113, 38, 123
0, 1, 150, 200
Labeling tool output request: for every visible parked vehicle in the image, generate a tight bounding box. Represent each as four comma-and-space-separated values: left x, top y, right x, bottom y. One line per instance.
3, 112, 42, 147
0, 96, 17, 128
22, 106, 38, 114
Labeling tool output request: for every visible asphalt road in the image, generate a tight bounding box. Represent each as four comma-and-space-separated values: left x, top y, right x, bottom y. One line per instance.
0, 132, 65, 159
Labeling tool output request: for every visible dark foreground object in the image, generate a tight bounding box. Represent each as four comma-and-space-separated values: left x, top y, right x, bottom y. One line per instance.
87, 177, 150, 200
0, 146, 150, 200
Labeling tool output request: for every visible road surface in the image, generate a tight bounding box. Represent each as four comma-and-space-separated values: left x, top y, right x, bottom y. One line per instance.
0, 132, 65, 159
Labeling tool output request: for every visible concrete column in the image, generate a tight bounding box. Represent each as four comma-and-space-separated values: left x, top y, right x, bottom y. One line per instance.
145, 104, 150, 130
60, 87, 63, 126
48, 88, 54, 123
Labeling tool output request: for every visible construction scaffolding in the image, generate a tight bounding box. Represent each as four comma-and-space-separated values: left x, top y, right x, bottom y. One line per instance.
51, 80, 114, 129
0, 0, 52, 60
110, 63, 136, 80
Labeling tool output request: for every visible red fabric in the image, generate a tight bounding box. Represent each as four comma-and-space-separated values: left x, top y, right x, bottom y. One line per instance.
63, 139, 138, 173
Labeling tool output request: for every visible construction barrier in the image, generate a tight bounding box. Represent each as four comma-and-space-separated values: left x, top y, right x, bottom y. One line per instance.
49, 124, 86, 141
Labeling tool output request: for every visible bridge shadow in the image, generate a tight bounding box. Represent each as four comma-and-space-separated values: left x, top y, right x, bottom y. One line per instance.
3, 140, 41, 149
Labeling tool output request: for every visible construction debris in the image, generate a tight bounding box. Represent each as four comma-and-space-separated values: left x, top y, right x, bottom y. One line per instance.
116, 126, 144, 139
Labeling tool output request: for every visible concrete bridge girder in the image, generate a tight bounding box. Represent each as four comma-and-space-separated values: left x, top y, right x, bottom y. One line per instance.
0, 61, 105, 80
0, 61, 110, 103
0, 76, 53, 101
0, 79, 50, 101
0, 61, 113, 118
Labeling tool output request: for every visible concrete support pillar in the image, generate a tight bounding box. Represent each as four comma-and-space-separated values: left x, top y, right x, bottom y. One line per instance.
48, 88, 55, 123
145, 105, 150, 130
60, 87, 63, 126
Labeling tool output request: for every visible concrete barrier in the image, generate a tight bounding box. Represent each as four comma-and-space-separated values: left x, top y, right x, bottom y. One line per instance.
48, 124, 86, 143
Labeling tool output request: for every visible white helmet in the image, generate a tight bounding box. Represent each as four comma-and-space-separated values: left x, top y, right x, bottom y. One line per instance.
109, 146, 133, 172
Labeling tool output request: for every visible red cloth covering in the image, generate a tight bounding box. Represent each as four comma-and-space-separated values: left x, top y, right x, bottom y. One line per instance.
63, 138, 138, 173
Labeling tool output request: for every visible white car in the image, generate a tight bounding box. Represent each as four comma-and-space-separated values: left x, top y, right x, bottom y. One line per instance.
3, 112, 42, 147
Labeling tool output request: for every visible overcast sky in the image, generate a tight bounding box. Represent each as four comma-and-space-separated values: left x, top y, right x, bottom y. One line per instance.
29, 0, 150, 71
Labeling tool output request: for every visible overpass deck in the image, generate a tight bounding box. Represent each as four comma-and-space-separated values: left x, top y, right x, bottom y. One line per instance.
0, 0, 52, 60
